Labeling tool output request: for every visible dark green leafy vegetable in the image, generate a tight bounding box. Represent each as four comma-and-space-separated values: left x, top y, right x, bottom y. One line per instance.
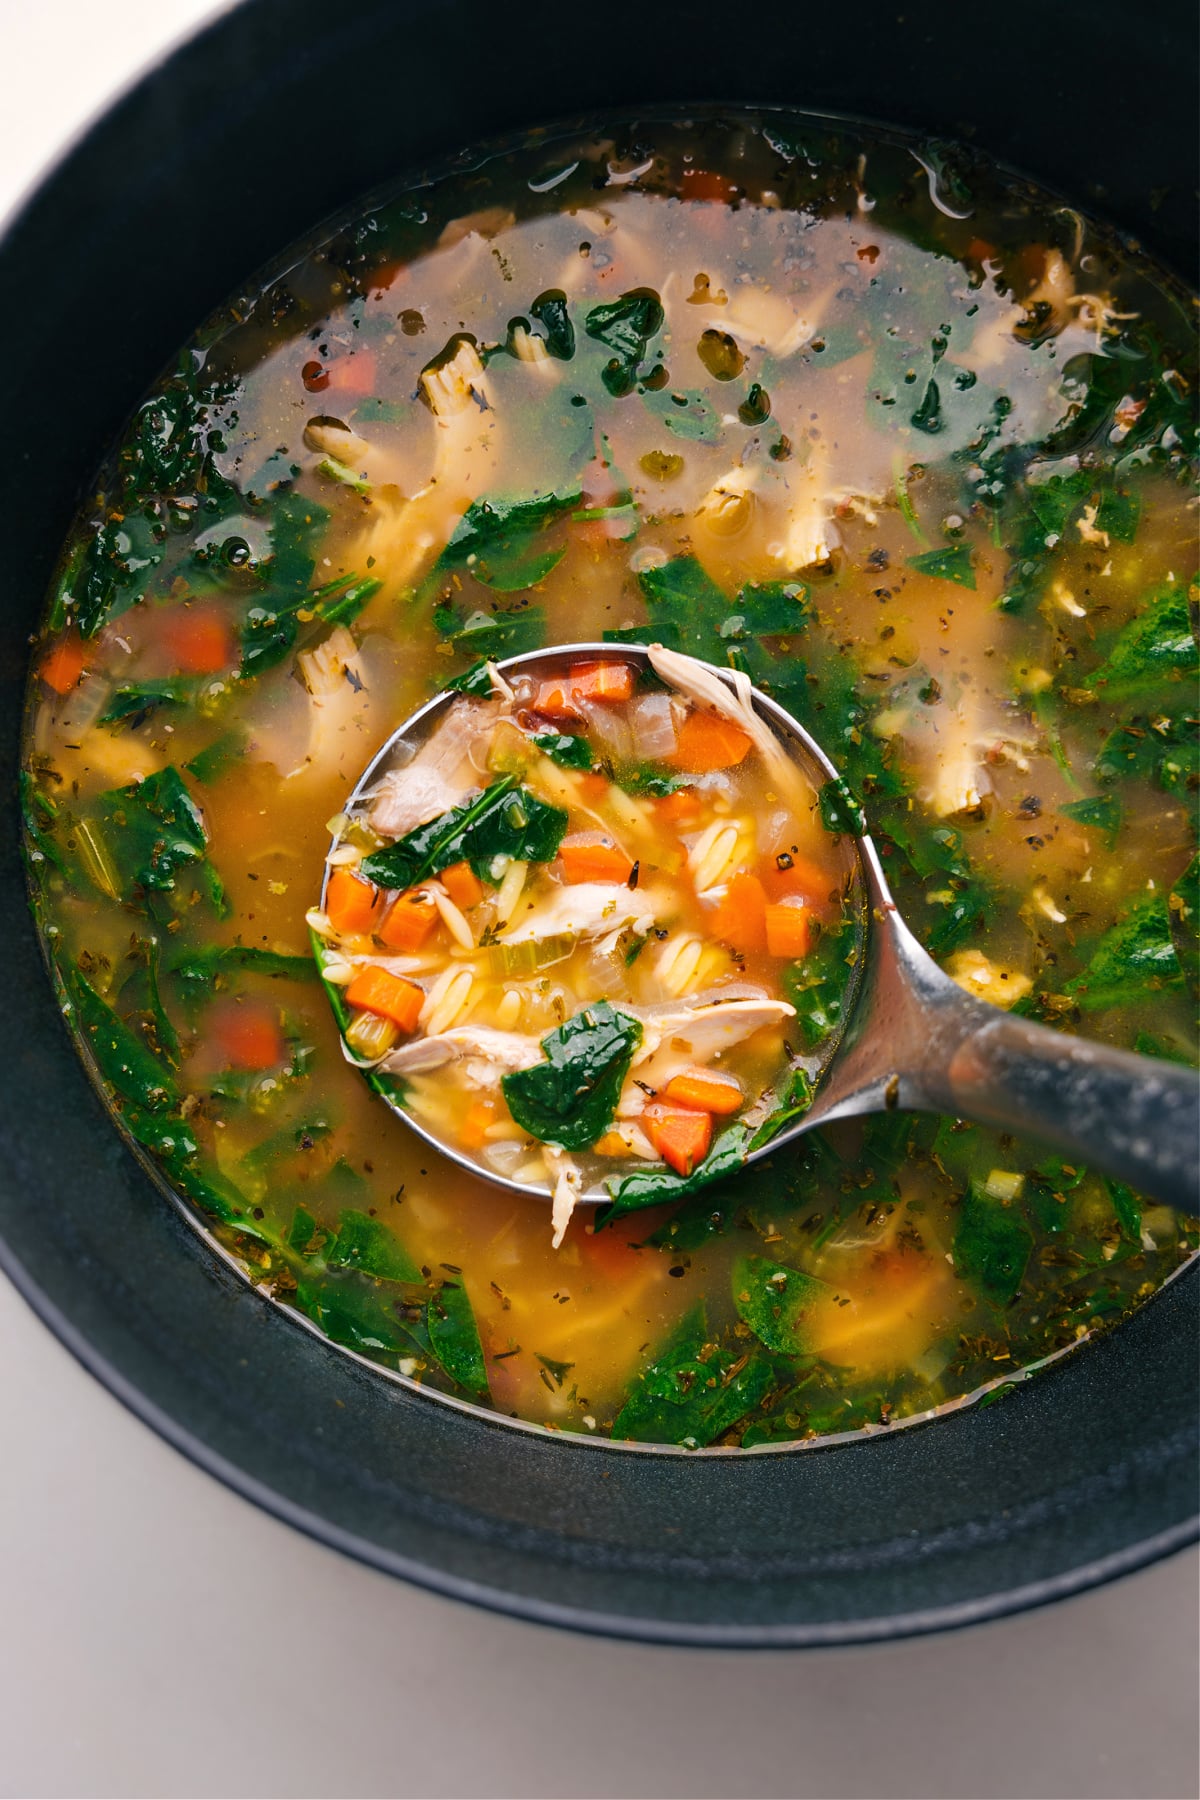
69, 968, 175, 1112
530, 290, 575, 360
532, 731, 593, 770
584, 290, 664, 395
433, 602, 547, 657
185, 730, 245, 783
501, 1002, 642, 1151
747, 1067, 815, 1150
1064, 893, 1184, 1011
360, 778, 567, 888
733, 1254, 831, 1353
953, 1182, 1033, 1304
427, 1281, 489, 1398
326, 1209, 421, 1281
100, 679, 194, 727
429, 491, 579, 593
1084, 585, 1198, 699
239, 492, 333, 675
96, 765, 226, 915
612, 1304, 776, 1445
1095, 713, 1199, 793
818, 777, 865, 835
641, 386, 721, 441
118, 937, 181, 1069
598, 1124, 752, 1224
1059, 794, 1121, 845
906, 542, 976, 588
782, 922, 857, 1050
170, 944, 315, 995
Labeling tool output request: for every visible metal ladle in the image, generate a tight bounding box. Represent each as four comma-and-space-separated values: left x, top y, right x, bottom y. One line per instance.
329, 643, 1198, 1212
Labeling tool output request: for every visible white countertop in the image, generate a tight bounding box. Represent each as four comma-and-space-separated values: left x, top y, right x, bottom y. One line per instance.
1, 9, 1196, 1796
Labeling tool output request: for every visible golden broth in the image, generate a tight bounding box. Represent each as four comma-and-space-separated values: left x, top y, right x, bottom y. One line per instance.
23, 114, 1198, 1446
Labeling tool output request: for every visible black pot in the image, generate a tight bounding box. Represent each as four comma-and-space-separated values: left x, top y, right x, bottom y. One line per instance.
1, 0, 1195, 1645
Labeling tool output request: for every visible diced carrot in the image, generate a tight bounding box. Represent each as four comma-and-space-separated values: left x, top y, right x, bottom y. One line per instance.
765, 897, 816, 960
709, 870, 767, 954
325, 866, 381, 936
662, 1067, 744, 1116
558, 835, 634, 885
377, 888, 439, 952
669, 709, 753, 772
162, 604, 235, 674
643, 1101, 713, 1178
325, 349, 377, 396
762, 852, 838, 906
459, 1098, 497, 1151
654, 787, 702, 824
682, 169, 739, 204
207, 998, 284, 1071
569, 660, 635, 704
38, 633, 87, 695
344, 965, 424, 1034
440, 860, 485, 911
532, 660, 635, 722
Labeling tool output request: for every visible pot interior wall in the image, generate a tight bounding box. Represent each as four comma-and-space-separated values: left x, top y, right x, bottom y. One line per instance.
0, 0, 1195, 1641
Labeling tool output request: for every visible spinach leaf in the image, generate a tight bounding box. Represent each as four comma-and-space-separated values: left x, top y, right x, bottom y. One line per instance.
747, 1067, 815, 1150
169, 944, 316, 994
730, 580, 810, 637
818, 777, 865, 836
635, 555, 730, 659
433, 602, 546, 659
598, 1123, 752, 1224
732, 1254, 832, 1353
68, 969, 175, 1112
443, 660, 497, 698
584, 290, 664, 395
906, 542, 976, 588
70, 512, 165, 640
1084, 584, 1198, 699
292, 1271, 415, 1361
1105, 1177, 1143, 1246
431, 491, 579, 593
239, 492, 334, 675
1064, 892, 1184, 1011
612, 1304, 775, 1446
117, 937, 182, 1070
1059, 793, 1121, 845
100, 679, 194, 728
531, 731, 593, 770
427, 1280, 489, 1399
326, 1209, 421, 1282
530, 289, 575, 360
1095, 713, 1199, 793
501, 1002, 642, 1151
360, 777, 567, 889
185, 729, 246, 784
96, 765, 226, 915
782, 921, 858, 1050
953, 1181, 1033, 1305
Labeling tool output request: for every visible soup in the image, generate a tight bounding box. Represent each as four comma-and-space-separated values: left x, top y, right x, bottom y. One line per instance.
22, 113, 1198, 1446
312, 643, 856, 1242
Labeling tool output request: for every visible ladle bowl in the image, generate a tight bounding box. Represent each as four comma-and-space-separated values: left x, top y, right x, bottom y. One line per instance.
322, 643, 1199, 1216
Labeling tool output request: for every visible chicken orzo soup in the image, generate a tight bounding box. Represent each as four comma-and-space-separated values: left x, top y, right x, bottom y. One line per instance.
23, 114, 1198, 1446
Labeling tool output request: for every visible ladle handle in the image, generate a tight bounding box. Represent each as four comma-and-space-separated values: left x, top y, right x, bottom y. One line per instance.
943, 1012, 1198, 1211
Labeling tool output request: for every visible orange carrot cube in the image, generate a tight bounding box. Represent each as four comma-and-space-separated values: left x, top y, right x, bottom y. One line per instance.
440, 860, 485, 911
642, 1102, 713, 1178
764, 898, 815, 960
557, 835, 635, 885
325, 866, 381, 936
709, 870, 767, 954
344, 966, 424, 1034
38, 633, 87, 695
669, 709, 753, 772
377, 888, 439, 952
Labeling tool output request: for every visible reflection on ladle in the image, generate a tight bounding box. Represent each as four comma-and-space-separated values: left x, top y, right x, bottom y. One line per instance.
321, 644, 1199, 1220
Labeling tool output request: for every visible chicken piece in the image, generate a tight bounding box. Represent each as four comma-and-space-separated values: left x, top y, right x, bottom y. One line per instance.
383, 1024, 543, 1084
544, 1145, 584, 1248
367, 698, 499, 838
620, 996, 795, 1104
499, 881, 659, 947
945, 949, 1031, 1010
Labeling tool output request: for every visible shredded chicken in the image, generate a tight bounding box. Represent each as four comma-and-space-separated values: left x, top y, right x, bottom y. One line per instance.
649, 645, 811, 816
499, 881, 659, 947
367, 698, 499, 838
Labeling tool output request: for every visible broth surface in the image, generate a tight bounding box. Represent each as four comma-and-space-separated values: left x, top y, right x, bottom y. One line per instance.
23, 114, 1198, 1446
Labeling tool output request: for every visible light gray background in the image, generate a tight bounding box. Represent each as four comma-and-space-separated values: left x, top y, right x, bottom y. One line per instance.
1, 7, 1196, 1797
